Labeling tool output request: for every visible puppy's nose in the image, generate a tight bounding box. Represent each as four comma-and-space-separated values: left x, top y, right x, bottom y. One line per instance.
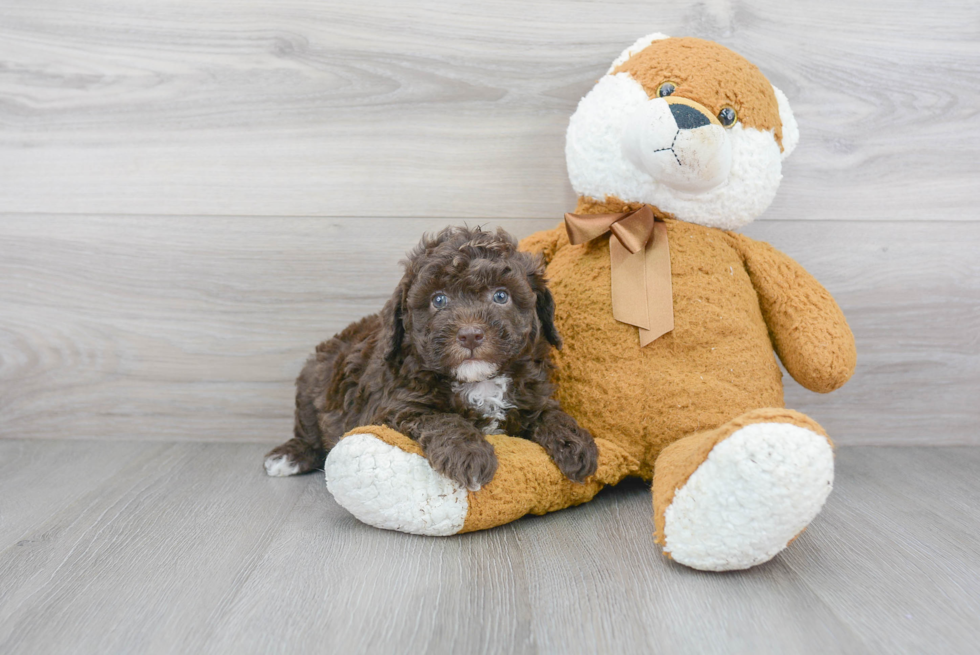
669, 102, 711, 130
457, 327, 485, 351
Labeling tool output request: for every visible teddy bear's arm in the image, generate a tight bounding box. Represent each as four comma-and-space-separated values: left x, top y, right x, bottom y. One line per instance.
518, 223, 567, 264
728, 233, 856, 393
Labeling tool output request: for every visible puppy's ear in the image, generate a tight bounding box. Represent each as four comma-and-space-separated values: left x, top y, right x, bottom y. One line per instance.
527, 257, 562, 350
380, 275, 410, 364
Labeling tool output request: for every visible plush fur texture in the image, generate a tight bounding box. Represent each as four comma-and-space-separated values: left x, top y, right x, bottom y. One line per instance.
323, 35, 856, 571
650, 408, 833, 555
613, 37, 785, 146
266, 226, 598, 490
772, 86, 799, 159
520, 213, 855, 477
325, 431, 469, 536
566, 36, 795, 230
660, 418, 834, 570
605, 32, 670, 74
326, 424, 640, 535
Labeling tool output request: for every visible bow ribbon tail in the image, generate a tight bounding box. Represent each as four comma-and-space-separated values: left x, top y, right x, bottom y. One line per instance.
638, 221, 673, 347
610, 221, 673, 345
609, 237, 651, 331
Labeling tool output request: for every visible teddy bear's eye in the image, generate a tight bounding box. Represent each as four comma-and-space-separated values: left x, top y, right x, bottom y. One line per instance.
718, 106, 737, 128
657, 82, 676, 98
431, 293, 449, 309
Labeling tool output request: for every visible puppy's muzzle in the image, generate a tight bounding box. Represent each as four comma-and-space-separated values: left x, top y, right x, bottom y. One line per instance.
621, 96, 732, 193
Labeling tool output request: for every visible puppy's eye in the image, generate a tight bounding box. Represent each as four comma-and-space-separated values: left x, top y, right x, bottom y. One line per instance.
657, 82, 676, 98
491, 290, 510, 304
431, 293, 449, 309
717, 106, 737, 128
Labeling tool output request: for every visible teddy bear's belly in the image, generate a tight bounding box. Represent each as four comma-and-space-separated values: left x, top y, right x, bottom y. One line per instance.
548, 231, 783, 474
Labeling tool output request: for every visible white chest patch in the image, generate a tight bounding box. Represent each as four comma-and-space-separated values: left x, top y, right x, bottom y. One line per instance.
452, 376, 514, 434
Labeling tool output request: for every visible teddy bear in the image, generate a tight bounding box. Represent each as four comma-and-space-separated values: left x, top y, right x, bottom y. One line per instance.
322, 33, 856, 571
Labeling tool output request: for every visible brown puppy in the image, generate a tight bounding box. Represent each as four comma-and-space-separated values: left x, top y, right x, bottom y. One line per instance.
264, 226, 598, 490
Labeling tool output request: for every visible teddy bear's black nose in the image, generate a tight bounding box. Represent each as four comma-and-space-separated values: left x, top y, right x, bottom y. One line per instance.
670, 103, 711, 130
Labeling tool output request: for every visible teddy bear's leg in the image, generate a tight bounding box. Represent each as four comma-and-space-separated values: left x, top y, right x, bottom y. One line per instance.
325, 425, 639, 536
652, 408, 834, 571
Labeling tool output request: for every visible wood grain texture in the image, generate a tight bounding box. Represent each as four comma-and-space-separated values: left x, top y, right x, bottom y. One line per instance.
1, 0, 977, 219
1, 441, 979, 654
1, 216, 976, 445
0, 441, 308, 654
0, 439, 158, 551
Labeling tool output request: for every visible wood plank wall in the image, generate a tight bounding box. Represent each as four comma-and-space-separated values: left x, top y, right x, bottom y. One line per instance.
1, 1, 978, 445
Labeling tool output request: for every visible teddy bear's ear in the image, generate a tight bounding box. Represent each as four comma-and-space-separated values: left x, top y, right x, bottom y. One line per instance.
605, 32, 671, 75
772, 85, 799, 160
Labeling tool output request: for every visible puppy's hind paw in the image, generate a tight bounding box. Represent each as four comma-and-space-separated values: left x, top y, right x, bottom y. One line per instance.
264, 454, 301, 477
264, 438, 324, 476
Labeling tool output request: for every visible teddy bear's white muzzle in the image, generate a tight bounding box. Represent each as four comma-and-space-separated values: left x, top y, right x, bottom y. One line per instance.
621, 98, 732, 194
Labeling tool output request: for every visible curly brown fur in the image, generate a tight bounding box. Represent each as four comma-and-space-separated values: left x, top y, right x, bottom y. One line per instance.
264, 226, 598, 489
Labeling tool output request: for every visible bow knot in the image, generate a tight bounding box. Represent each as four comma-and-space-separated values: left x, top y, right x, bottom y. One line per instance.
564, 206, 674, 347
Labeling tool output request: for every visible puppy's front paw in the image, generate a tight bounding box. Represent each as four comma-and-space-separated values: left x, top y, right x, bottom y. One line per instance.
551, 431, 599, 483
529, 411, 599, 483
426, 437, 498, 491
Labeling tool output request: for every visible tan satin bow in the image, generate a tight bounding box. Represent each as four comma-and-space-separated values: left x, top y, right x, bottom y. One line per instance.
564, 205, 674, 347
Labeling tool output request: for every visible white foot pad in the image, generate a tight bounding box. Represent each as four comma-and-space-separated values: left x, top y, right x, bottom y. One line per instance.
324, 433, 468, 536
264, 455, 301, 477
663, 422, 834, 571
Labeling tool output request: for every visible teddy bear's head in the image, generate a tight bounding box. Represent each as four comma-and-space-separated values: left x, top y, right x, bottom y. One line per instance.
566, 34, 798, 230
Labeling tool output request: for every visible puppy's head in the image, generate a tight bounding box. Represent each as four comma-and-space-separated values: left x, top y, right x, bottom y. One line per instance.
380, 226, 560, 382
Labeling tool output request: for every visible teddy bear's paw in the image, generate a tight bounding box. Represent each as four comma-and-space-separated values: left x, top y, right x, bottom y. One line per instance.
324, 433, 469, 536
663, 422, 834, 571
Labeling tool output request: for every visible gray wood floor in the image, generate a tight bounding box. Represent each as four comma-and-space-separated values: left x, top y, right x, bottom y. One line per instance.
1, 440, 978, 654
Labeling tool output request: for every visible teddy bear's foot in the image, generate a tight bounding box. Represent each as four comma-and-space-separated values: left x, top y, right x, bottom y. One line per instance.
653, 409, 834, 571
324, 430, 469, 536
325, 425, 641, 536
